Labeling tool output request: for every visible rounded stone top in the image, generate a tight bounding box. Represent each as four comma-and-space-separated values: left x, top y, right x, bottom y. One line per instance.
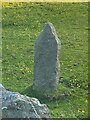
43, 22, 57, 34
35, 22, 61, 47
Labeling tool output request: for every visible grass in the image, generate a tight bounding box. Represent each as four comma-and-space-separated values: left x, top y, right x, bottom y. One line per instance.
2, 2, 88, 119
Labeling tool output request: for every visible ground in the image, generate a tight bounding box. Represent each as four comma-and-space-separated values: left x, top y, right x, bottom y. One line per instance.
2, 2, 88, 119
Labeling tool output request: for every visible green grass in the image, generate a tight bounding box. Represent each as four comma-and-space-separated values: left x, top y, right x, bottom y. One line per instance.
2, 2, 88, 119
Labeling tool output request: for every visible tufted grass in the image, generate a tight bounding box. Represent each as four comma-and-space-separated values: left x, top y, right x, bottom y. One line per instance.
2, 2, 88, 118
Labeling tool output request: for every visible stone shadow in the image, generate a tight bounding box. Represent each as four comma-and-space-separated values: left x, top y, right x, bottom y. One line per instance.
22, 85, 71, 104
21, 85, 50, 103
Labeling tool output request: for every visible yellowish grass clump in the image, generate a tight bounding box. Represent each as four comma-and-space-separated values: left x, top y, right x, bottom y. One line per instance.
1, 0, 89, 3
1, 0, 89, 8
1, 2, 24, 8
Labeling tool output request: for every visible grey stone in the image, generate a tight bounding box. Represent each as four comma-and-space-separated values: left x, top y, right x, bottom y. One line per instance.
0, 84, 51, 119
33, 22, 61, 93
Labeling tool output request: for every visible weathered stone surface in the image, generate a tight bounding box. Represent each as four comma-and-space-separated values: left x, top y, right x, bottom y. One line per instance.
0, 84, 51, 119
33, 22, 61, 93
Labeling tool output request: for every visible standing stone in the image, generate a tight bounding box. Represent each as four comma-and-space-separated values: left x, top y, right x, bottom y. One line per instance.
33, 22, 61, 93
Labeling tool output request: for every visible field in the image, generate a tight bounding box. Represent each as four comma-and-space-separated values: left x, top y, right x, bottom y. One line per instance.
2, 2, 88, 119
